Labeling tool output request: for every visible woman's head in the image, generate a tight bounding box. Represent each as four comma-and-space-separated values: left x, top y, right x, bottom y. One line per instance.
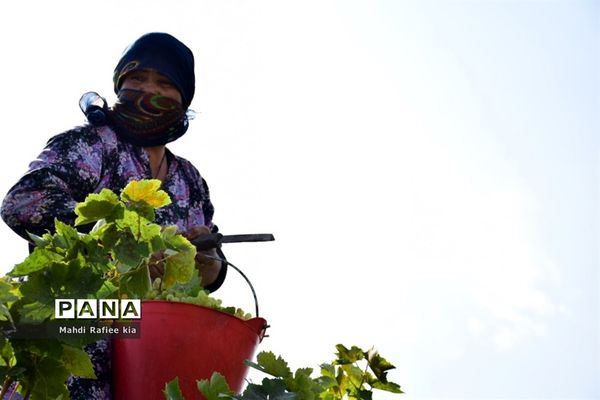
113, 33, 195, 109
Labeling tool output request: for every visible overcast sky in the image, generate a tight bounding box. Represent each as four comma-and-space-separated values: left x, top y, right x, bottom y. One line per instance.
0, 1, 598, 399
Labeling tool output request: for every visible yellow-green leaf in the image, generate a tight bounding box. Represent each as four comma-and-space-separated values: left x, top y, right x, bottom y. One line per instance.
163, 249, 196, 289
62, 344, 96, 379
121, 179, 171, 208
74, 188, 121, 225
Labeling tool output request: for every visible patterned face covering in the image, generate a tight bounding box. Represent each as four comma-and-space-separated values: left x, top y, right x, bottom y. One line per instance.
107, 89, 189, 147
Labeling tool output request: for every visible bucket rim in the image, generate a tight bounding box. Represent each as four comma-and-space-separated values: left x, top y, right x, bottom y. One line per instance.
139, 299, 268, 339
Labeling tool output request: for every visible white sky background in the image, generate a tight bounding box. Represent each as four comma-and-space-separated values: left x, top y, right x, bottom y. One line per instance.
0, 1, 598, 399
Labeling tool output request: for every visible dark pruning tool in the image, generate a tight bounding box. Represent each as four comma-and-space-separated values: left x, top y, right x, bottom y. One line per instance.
190, 233, 275, 251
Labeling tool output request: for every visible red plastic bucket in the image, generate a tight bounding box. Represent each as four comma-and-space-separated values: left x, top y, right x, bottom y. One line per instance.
112, 300, 267, 400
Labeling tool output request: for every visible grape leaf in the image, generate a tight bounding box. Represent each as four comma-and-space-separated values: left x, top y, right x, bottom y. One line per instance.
164, 377, 185, 400
27, 231, 49, 247
121, 179, 171, 208
113, 233, 149, 268
120, 265, 151, 299
140, 222, 162, 243
18, 274, 54, 306
19, 301, 54, 323
319, 363, 336, 379
117, 209, 153, 236
367, 350, 395, 383
372, 381, 404, 394
0, 279, 19, 304
356, 389, 373, 400
74, 188, 120, 226
53, 220, 81, 250
164, 233, 195, 253
287, 368, 321, 400
197, 372, 234, 400
0, 338, 15, 367
161, 225, 179, 241
96, 281, 119, 299
163, 249, 196, 289
61, 344, 96, 379
335, 344, 365, 365
10, 249, 63, 276
341, 364, 365, 389
255, 351, 292, 379
28, 357, 70, 400
242, 378, 297, 400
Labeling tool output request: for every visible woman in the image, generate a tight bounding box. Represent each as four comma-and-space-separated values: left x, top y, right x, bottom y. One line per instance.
1, 32, 225, 399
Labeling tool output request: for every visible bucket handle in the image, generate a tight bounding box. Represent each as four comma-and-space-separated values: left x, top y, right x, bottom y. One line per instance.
196, 233, 275, 319
212, 256, 261, 318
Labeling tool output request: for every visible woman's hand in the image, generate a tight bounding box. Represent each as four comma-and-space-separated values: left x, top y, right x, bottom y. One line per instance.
148, 225, 222, 287
183, 225, 222, 287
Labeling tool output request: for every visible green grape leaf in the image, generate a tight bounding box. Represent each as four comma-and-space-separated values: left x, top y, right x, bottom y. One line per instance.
117, 209, 152, 235
0, 338, 15, 367
120, 265, 151, 299
163, 269, 202, 298
29, 357, 70, 400
96, 281, 119, 299
98, 222, 119, 250
54, 220, 81, 249
161, 225, 179, 241
367, 350, 396, 383
163, 249, 196, 289
319, 392, 336, 400
74, 188, 120, 226
287, 368, 321, 400
113, 233, 150, 268
356, 389, 374, 400
164, 377, 185, 400
79, 245, 111, 274
27, 231, 49, 247
56, 259, 105, 300
121, 179, 171, 208
341, 364, 365, 390
19, 301, 54, 323
242, 378, 296, 400
151, 235, 166, 253
10, 248, 63, 276
140, 222, 162, 243
197, 371, 234, 400
0, 304, 14, 324
0, 279, 19, 304
61, 344, 96, 379
254, 351, 292, 379
164, 233, 195, 253
18, 274, 52, 303
319, 363, 336, 379
335, 344, 366, 365
372, 381, 404, 394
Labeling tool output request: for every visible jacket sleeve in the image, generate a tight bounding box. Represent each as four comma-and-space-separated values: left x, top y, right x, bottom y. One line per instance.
0, 126, 104, 241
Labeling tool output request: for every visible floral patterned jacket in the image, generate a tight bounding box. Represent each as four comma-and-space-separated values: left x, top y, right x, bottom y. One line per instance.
1, 124, 214, 239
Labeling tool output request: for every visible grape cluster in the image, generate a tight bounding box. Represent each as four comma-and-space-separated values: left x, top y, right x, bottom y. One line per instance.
147, 277, 252, 320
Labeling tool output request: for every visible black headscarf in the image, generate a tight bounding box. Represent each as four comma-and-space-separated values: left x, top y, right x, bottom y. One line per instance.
79, 33, 196, 147
113, 32, 195, 109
